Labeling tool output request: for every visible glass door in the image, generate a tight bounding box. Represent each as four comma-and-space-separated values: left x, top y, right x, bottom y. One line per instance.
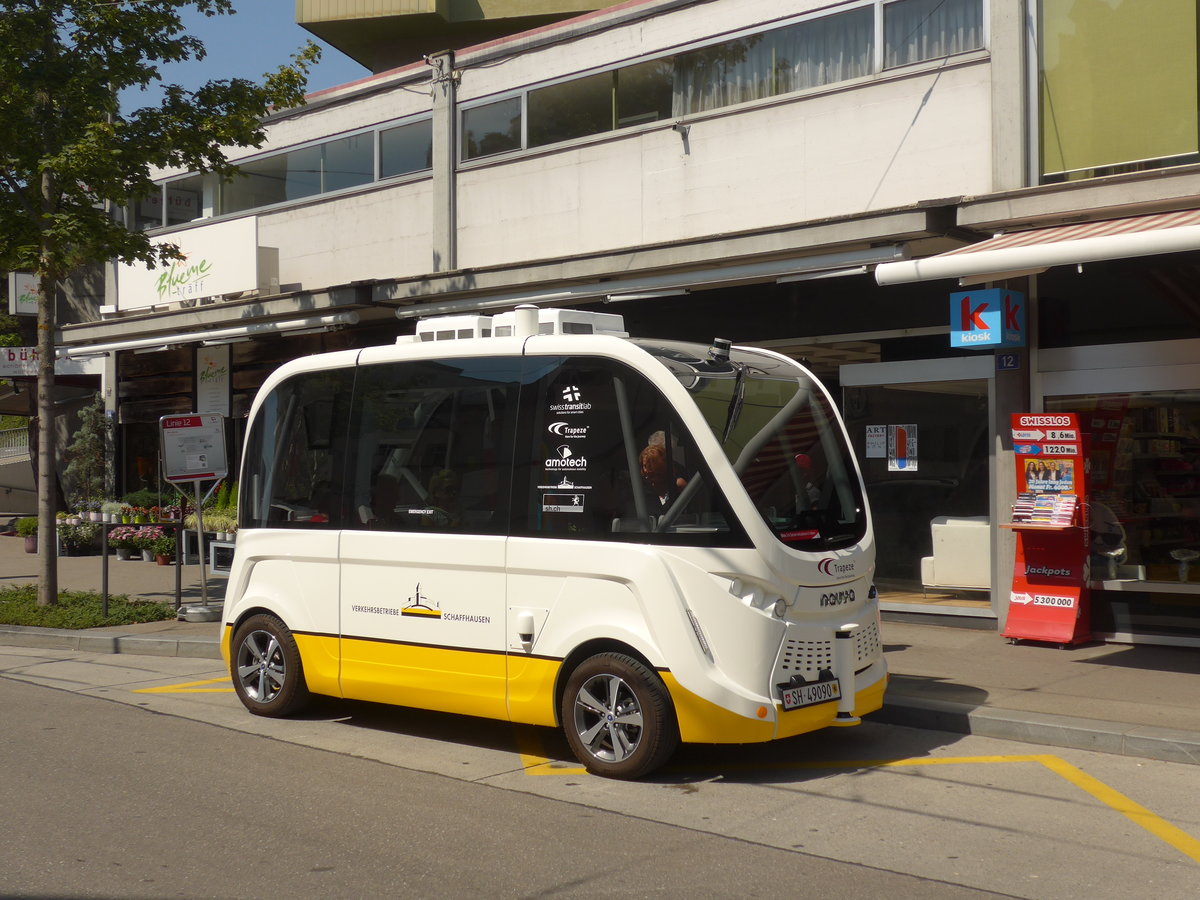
842, 377, 992, 612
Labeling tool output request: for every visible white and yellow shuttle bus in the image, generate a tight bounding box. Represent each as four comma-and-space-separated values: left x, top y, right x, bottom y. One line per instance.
223, 306, 886, 778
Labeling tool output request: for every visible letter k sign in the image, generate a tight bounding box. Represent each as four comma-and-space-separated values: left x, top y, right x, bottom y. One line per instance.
961, 296, 988, 331
1005, 294, 1021, 330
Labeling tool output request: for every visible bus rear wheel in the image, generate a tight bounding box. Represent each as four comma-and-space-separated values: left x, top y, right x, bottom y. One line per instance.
231, 613, 310, 717
561, 653, 678, 779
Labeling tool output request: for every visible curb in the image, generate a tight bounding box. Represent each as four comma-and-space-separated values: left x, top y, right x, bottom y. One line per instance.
878, 693, 1200, 768
0, 626, 222, 661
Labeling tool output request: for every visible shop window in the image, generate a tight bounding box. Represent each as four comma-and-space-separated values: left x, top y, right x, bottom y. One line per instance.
1038, 0, 1198, 181
241, 369, 355, 529
346, 358, 521, 535
380, 119, 432, 178
884, 0, 983, 69
461, 97, 522, 161
1047, 393, 1200, 584
516, 357, 741, 546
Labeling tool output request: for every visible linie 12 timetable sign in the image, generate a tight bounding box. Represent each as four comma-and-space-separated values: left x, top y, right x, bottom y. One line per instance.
949, 289, 1026, 349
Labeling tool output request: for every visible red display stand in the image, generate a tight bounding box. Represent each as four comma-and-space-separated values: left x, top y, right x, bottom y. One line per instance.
1002, 413, 1093, 646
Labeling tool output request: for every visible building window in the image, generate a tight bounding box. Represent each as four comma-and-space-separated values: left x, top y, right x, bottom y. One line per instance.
461, 97, 522, 160
616, 58, 674, 126
529, 71, 614, 148
380, 118, 433, 178
1038, 0, 1198, 182
884, 0, 984, 68
165, 174, 205, 226
219, 133, 374, 214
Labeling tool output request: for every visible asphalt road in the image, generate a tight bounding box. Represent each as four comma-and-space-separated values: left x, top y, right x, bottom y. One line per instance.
1, 677, 1009, 900
2, 646, 1198, 899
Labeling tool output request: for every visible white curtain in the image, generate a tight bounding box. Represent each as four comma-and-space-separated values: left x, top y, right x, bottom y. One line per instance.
884, 0, 984, 68
672, 7, 876, 115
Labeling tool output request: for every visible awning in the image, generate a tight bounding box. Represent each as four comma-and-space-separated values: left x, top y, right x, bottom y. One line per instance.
875, 208, 1200, 286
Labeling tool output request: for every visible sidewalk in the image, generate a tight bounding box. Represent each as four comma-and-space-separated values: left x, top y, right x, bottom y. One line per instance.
3, 533, 1199, 766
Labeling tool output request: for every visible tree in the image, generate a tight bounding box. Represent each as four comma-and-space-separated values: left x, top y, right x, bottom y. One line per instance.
0, 2, 318, 605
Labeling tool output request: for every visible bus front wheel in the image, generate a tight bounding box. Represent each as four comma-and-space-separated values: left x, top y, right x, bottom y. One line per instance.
561, 653, 678, 779
231, 613, 310, 717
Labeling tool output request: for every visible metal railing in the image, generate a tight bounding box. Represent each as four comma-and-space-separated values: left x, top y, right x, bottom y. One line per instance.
0, 427, 30, 460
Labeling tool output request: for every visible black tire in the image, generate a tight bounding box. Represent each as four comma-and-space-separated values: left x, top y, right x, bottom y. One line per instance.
561, 652, 679, 779
230, 613, 310, 717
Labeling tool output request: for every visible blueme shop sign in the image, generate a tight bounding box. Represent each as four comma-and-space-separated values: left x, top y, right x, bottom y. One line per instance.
949, 289, 1026, 349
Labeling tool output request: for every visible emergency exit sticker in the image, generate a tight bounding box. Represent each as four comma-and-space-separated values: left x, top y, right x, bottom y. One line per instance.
888, 424, 918, 472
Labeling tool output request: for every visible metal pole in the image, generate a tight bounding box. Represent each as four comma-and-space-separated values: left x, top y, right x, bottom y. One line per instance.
194, 479, 209, 606
173, 522, 182, 611
101, 522, 109, 617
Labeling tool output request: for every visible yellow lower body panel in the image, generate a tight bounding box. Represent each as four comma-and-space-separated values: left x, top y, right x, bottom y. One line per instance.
663, 671, 889, 744
293, 632, 342, 698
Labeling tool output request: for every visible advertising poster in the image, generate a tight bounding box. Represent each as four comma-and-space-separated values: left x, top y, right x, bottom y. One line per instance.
195, 344, 231, 417
887, 424, 918, 471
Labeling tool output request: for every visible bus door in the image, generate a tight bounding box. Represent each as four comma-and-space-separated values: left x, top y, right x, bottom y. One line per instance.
505, 354, 743, 724
337, 357, 521, 720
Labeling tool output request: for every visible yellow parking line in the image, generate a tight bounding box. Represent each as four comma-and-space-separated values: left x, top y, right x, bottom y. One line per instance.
513, 741, 1200, 864
134, 677, 234, 694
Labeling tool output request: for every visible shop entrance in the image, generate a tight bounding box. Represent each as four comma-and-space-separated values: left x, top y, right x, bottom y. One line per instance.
840, 359, 994, 615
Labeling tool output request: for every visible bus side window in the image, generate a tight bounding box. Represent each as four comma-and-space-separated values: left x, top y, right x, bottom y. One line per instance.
348, 358, 520, 535
518, 357, 733, 543
242, 369, 354, 529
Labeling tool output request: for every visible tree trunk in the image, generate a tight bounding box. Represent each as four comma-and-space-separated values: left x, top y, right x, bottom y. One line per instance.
37, 268, 58, 607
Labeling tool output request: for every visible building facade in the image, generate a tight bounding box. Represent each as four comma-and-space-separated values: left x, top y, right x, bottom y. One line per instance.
60, 0, 1200, 646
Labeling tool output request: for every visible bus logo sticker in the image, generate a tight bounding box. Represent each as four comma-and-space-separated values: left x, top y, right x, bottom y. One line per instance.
561, 385, 581, 402
548, 421, 589, 438
543, 493, 586, 513
402, 584, 442, 619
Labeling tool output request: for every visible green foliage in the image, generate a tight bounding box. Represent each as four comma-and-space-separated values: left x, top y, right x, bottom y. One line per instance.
0, 585, 175, 628
64, 393, 110, 504
0, 2, 320, 278
15, 517, 38, 537
58, 520, 101, 552
121, 488, 162, 510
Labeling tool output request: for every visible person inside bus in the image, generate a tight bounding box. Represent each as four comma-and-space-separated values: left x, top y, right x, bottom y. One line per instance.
365, 474, 403, 529
639, 432, 687, 511
423, 468, 463, 529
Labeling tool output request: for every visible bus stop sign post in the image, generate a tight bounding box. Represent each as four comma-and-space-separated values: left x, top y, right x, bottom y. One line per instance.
160, 415, 228, 621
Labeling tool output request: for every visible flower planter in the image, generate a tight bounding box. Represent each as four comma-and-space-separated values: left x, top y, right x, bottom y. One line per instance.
24, 535, 37, 554
141, 549, 154, 562
115, 547, 132, 561
155, 554, 172, 566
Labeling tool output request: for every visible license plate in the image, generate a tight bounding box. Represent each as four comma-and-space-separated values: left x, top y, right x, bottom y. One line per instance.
780, 679, 841, 711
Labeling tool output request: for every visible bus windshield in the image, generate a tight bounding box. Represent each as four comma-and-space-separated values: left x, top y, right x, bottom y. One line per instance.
635, 340, 867, 550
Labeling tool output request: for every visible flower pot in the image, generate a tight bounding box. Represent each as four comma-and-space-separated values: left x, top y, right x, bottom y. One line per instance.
121, 515, 131, 524
155, 554, 172, 566
115, 547, 132, 561
24, 535, 37, 554
141, 549, 154, 562
134, 515, 146, 524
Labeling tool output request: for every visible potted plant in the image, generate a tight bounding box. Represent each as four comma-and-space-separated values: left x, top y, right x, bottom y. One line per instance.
151, 531, 176, 565
108, 525, 140, 561
135, 525, 162, 561
101, 501, 124, 523
15, 517, 37, 553
58, 520, 101, 556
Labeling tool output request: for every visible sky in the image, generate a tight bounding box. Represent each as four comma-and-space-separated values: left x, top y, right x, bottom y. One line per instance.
119, 1, 372, 111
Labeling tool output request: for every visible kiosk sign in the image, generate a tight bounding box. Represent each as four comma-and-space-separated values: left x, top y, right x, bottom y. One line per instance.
160, 414, 227, 483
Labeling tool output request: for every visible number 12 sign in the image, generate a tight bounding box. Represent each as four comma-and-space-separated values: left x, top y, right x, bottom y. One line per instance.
160, 414, 228, 483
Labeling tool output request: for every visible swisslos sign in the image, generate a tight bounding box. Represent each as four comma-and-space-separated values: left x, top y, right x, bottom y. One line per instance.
949, 289, 1026, 349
